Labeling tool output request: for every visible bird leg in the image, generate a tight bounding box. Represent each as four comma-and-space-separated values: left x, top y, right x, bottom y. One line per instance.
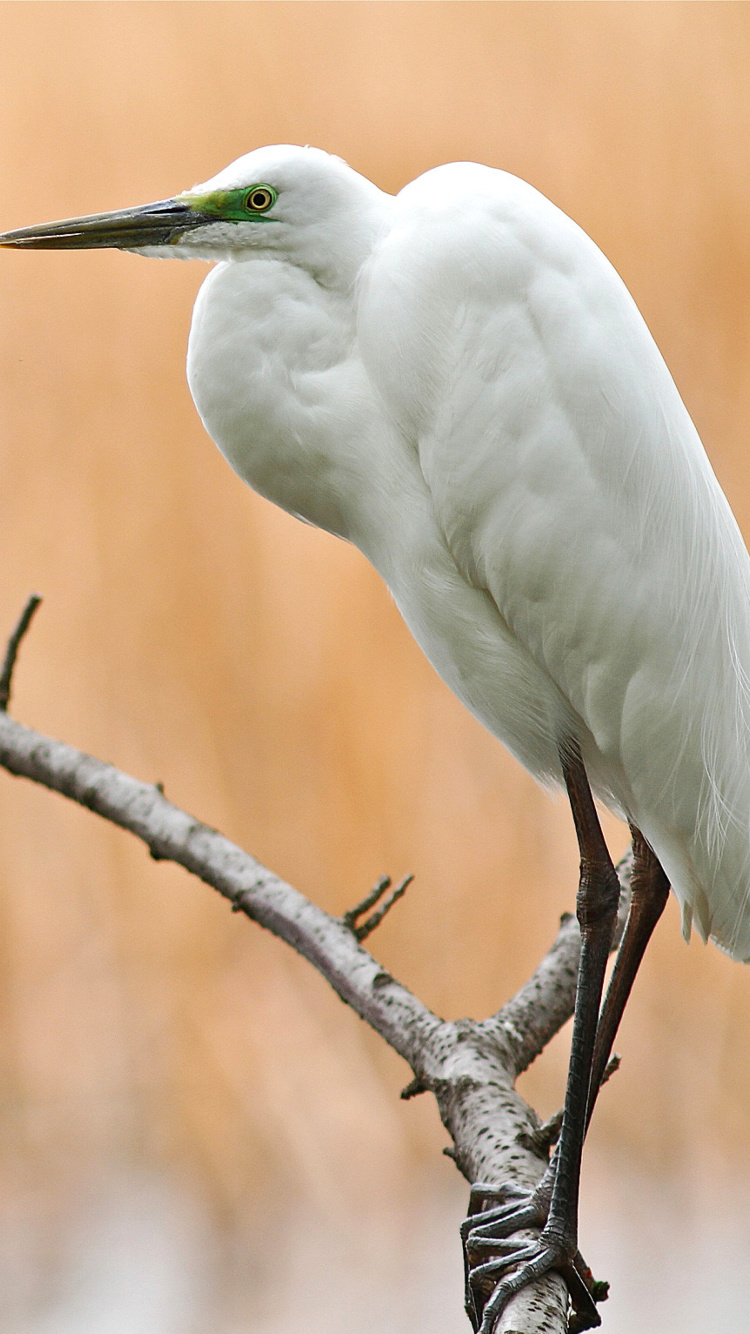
464, 741, 620, 1333
586, 827, 669, 1125
463, 827, 670, 1331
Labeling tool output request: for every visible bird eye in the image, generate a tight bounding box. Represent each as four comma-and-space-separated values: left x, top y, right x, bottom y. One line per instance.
244, 186, 276, 213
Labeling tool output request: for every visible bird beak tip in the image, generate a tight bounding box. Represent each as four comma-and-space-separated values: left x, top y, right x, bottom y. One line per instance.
0, 200, 203, 251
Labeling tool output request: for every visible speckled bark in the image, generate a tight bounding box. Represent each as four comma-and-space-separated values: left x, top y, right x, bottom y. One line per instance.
0, 699, 631, 1334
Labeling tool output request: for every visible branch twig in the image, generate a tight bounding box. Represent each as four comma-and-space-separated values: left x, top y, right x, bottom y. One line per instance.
0, 593, 41, 712
345, 873, 414, 940
343, 873, 393, 928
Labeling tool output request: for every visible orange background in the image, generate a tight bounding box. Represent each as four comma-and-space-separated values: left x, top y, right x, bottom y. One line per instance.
1, 5, 749, 1330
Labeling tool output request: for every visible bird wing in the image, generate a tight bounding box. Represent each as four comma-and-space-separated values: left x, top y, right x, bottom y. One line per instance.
358, 163, 750, 958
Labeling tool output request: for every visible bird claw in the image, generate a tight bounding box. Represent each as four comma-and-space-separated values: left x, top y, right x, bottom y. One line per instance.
474, 1239, 603, 1334
460, 1181, 535, 1245
462, 1183, 607, 1333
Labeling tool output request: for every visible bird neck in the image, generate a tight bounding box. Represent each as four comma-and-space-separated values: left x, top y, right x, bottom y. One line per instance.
244, 179, 393, 293
187, 258, 386, 539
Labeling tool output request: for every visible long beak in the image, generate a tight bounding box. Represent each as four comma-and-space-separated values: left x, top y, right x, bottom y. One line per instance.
0, 198, 210, 250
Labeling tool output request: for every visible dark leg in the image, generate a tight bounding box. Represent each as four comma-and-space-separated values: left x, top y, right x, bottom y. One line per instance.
586, 827, 669, 1128
466, 741, 620, 1333
544, 743, 622, 1236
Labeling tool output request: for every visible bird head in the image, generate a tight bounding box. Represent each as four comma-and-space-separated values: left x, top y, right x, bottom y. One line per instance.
0, 145, 389, 284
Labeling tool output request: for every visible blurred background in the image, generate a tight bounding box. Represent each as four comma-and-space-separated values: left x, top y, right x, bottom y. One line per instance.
1, 3, 750, 1331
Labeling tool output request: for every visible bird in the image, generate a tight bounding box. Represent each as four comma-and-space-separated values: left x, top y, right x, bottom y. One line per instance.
2, 144, 749, 1331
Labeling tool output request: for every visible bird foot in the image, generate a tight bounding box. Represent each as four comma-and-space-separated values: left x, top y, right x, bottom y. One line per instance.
461, 1179, 549, 1246
462, 1183, 608, 1333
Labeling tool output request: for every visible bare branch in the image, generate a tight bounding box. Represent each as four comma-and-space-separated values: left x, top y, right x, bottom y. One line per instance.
0, 594, 41, 712
0, 601, 617, 1334
0, 707, 441, 1065
490, 911, 581, 1078
489, 850, 633, 1076
0, 703, 572, 1332
0, 715, 568, 1328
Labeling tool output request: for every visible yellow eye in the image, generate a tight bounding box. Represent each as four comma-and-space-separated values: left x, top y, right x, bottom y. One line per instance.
244, 186, 276, 213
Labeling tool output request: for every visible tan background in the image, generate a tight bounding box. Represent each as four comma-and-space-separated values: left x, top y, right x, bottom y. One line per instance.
1, 4, 750, 1331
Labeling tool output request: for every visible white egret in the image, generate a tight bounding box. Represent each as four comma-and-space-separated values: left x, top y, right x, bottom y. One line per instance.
2, 145, 749, 1331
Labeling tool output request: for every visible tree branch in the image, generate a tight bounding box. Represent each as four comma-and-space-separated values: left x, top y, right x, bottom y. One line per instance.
491, 849, 632, 1078
0, 706, 442, 1066
0, 599, 631, 1334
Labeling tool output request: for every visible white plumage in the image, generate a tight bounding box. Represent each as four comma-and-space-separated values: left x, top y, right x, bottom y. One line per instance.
182, 146, 750, 962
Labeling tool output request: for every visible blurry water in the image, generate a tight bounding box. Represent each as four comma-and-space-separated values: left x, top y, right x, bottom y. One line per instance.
4, 1157, 749, 1334
2, 1173, 216, 1334
582, 1153, 750, 1334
